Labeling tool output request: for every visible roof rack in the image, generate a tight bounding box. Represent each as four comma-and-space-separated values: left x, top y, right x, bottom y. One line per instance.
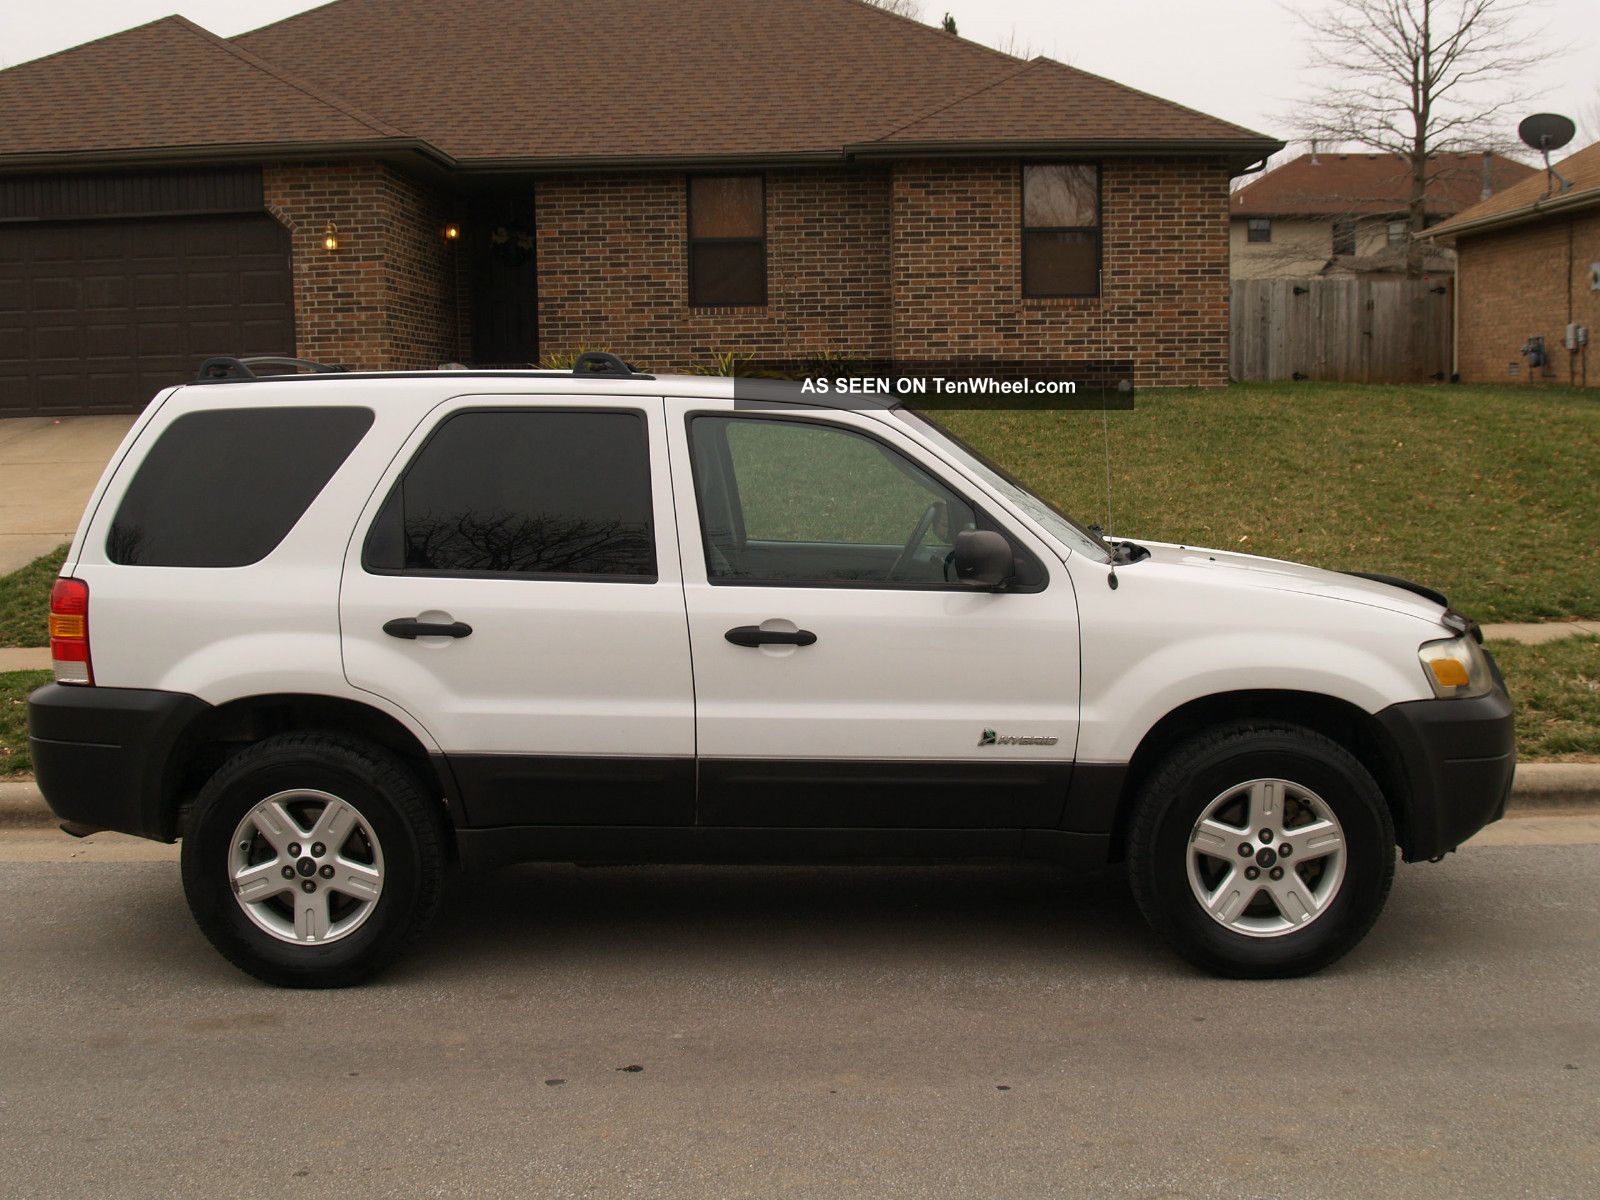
191, 353, 656, 384
572, 351, 652, 378
196, 356, 348, 382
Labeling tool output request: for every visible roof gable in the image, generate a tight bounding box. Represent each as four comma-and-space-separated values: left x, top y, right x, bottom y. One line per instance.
0, 16, 410, 163
1232, 151, 1536, 218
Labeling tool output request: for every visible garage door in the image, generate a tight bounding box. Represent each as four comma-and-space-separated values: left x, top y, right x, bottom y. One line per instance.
0, 214, 294, 416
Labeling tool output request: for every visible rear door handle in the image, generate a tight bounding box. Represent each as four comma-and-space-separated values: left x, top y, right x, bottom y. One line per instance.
725, 625, 817, 648
383, 617, 473, 640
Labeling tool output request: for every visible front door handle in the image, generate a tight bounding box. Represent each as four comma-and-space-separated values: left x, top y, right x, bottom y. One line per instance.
383, 617, 473, 640
725, 625, 817, 648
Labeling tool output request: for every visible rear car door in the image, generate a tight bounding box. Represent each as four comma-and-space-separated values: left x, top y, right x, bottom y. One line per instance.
339, 395, 695, 827
665, 400, 1081, 829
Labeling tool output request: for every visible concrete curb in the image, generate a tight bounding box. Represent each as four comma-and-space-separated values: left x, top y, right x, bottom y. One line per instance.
0, 782, 55, 828
1505, 763, 1600, 809
4, 765, 1599, 831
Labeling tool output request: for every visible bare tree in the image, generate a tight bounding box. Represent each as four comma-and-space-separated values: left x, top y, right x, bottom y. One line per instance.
1578, 85, 1600, 146
1295, 0, 1547, 274
992, 27, 1042, 60
864, 0, 924, 19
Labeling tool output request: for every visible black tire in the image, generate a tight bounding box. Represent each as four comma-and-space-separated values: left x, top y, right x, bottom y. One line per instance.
180, 733, 446, 988
1127, 722, 1395, 979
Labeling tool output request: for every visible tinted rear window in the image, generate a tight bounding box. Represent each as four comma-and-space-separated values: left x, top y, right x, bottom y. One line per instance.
108, 407, 373, 567
363, 409, 655, 579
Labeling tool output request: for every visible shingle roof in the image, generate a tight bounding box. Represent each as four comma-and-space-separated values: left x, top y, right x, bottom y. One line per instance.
1231, 152, 1536, 218
0, 0, 1280, 169
237, 0, 1275, 163
0, 15, 411, 163
859, 57, 1268, 152
1425, 141, 1600, 238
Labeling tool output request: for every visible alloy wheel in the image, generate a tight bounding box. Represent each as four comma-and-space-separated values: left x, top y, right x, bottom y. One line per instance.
1185, 777, 1346, 937
227, 789, 385, 945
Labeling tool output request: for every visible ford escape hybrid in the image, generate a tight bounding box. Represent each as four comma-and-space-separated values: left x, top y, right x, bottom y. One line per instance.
28, 354, 1515, 987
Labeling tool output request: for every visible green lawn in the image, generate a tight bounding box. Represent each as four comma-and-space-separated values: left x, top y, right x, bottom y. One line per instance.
1, 385, 1594, 628
1487, 637, 1600, 762
936, 382, 1600, 622
0, 544, 66, 648
1, 670, 50, 777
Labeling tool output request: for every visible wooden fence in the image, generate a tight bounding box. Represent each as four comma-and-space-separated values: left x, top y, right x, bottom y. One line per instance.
1230, 277, 1453, 384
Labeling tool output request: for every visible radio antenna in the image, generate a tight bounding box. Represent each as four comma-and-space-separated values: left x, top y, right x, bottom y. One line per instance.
1100, 274, 1118, 589
1101, 400, 1114, 541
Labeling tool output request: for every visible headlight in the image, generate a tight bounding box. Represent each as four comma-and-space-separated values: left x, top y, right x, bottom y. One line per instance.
1418, 636, 1493, 699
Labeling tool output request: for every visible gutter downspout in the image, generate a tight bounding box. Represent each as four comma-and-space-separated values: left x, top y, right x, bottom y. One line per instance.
1568, 215, 1577, 387
1451, 263, 1460, 381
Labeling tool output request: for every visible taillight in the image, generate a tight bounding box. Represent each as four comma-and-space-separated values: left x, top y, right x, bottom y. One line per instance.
49, 577, 93, 686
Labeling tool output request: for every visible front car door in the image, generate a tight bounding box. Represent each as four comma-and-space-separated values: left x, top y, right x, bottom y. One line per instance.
339, 395, 695, 827
665, 398, 1081, 830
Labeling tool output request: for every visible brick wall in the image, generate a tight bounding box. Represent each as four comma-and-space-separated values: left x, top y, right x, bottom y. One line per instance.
536, 159, 1232, 386
1454, 210, 1600, 386
263, 162, 462, 370
891, 159, 1231, 385
536, 168, 892, 368
259, 157, 1235, 386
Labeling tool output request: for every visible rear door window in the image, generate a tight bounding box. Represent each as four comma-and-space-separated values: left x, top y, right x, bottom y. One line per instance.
107, 406, 373, 567
362, 409, 656, 580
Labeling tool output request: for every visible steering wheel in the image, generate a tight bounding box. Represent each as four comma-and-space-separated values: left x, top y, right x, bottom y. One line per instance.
888, 502, 944, 580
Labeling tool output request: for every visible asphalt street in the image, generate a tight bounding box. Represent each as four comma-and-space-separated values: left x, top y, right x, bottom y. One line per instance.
1, 822, 1596, 1199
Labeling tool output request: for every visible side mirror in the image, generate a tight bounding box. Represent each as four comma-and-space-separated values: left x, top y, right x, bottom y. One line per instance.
953, 529, 1013, 590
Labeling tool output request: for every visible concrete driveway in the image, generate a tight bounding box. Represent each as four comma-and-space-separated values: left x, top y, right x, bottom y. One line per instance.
0, 415, 136, 573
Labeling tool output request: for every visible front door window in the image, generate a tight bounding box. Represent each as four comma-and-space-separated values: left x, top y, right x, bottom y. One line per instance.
689, 415, 977, 587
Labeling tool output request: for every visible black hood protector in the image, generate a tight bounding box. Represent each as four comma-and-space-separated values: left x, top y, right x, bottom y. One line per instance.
1343, 571, 1450, 609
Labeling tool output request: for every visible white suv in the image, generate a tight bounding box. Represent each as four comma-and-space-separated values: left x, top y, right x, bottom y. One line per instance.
29, 355, 1514, 986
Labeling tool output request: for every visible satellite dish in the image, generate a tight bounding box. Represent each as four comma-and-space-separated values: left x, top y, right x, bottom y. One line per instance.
1518, 113, 1575, 153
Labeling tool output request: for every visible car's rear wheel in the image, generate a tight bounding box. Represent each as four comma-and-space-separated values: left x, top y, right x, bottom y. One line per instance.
1127, 722, 1395, 978
181, 733, 445, 987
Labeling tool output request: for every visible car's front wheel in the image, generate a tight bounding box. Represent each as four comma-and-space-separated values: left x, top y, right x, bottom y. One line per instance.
180, 733, 445, 987
1127, 722, 1395, 978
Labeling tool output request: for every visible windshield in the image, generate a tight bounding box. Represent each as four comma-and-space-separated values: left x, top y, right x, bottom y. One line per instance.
891, 408, 1112, 563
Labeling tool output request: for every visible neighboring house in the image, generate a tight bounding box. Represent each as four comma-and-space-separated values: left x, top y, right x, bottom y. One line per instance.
1425, 140, 1600, 387
0, 0, 1280, 416
1230, 152, 1534, 279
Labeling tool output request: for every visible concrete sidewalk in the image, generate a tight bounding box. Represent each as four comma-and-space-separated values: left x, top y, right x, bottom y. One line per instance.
1481, 620, 1600, 643
0, 647, 50, 671
0, 415, 136, 575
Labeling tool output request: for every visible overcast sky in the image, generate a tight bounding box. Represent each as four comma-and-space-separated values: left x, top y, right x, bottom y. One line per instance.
5, 0, 1596, 157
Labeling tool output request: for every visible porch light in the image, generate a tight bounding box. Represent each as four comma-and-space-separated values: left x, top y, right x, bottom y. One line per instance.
323, 222, 339, 252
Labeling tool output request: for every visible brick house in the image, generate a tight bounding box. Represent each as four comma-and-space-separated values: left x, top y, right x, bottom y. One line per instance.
0, 0, 1279, 415
1230, 151, 1534, 280
1425, 140, 1600, 387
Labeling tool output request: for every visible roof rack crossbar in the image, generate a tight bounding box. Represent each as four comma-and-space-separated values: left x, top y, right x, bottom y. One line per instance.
195, 356, 348, 382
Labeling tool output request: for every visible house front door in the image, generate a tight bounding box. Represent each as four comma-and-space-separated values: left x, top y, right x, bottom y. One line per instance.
466, 191, 539, 366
